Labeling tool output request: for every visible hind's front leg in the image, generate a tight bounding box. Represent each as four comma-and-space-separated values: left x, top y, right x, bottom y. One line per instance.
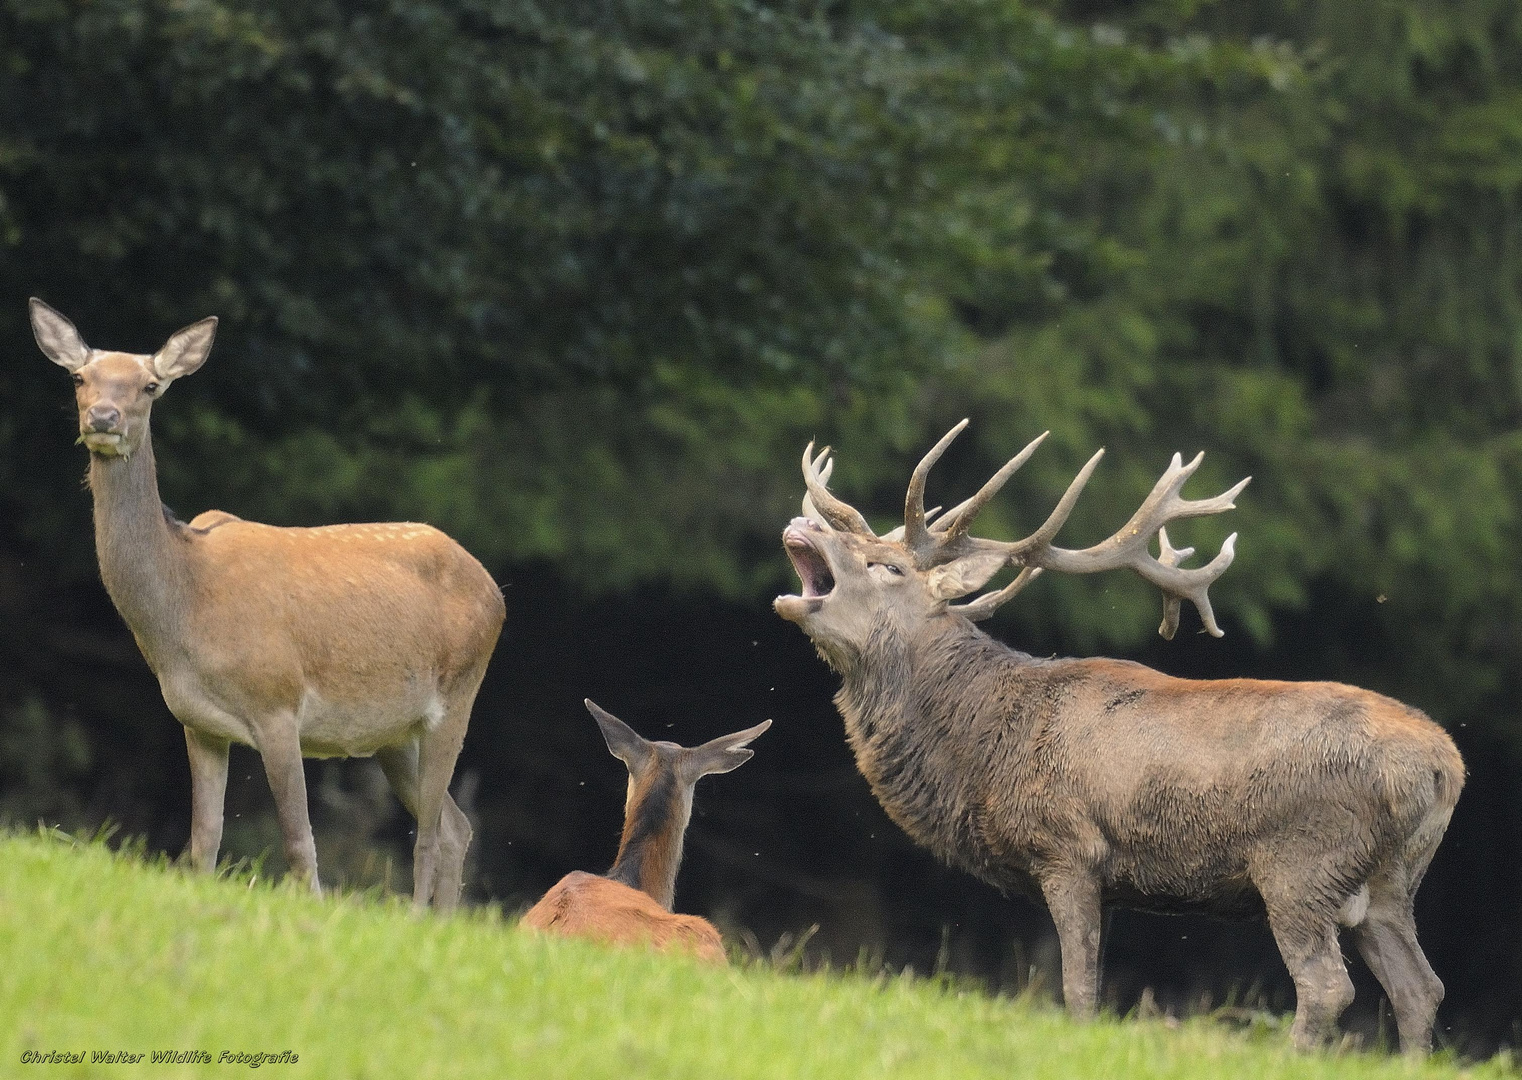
253, 713, 321, 892
183, 727, 230, 873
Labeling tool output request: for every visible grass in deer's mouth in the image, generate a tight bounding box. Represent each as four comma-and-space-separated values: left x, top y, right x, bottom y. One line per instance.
0, 829, 1507, 1080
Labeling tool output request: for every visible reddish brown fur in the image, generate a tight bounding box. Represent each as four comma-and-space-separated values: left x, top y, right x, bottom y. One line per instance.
516, 701, 767, 965
521, 872, 727, 964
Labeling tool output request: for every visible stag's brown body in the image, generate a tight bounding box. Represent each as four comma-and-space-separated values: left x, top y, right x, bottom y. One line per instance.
776, 421, 1462, 1053
843, 640, 1460, 918
520, 700, 767, 965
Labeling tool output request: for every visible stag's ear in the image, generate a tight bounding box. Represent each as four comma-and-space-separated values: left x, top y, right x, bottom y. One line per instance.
925, 546, 1010, 601
30, 298, 91, 372
152, 316, 218, 383
683, 719, 771, 781
586, 699, 655, 772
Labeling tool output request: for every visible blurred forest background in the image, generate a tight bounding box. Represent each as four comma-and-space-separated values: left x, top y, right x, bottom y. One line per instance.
2, 0, 1520, 1055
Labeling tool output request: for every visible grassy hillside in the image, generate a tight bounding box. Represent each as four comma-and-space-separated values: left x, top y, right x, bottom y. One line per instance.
0, 830, 1511, 1079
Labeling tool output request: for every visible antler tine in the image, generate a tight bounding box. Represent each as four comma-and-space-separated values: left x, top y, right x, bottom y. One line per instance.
1016, 452, 1251, 637
933, 431, 1051, 542
801, 441, 874, 535
1141, 532, 1238, 639
903, 420, 968, 554
1001, 448, 1107, 560
949, 567, 1043, 622
881, 506, 939, 544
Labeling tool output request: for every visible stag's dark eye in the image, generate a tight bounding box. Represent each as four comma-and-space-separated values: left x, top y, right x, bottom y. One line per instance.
144, 382, 159, 394
869, 561, 905, 577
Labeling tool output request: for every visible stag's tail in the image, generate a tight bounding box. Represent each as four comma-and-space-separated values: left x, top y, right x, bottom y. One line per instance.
1376, 707, 1465, 899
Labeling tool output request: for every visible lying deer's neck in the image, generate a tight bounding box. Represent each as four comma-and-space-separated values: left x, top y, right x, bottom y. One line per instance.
89, 429, 192, 661
607, 772, 691, 911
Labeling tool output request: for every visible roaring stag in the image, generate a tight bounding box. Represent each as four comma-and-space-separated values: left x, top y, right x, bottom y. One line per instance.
521, 700, 768, 963
30, 299, 505, 909
774, 420, 1462, 1052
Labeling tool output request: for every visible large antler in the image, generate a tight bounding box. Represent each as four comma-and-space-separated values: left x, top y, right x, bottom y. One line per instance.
905, 422, 1249, 638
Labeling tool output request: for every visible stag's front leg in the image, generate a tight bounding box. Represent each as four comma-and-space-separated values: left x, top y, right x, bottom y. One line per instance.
1041, 869, 1103, 1018
183, 727, 230, 873
253, 714, 321, 892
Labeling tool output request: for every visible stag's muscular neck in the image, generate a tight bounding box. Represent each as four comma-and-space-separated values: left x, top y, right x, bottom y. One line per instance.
89, 428, 192, 670
836, 613, 1055, 891
606, 771, 688, 911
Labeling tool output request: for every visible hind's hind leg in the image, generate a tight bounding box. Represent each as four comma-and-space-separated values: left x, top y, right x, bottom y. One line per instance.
378, 737, 473, 911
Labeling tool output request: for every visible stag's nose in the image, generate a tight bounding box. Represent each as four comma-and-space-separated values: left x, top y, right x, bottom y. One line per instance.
85, 405, 121, 432
788, 516, 825, 532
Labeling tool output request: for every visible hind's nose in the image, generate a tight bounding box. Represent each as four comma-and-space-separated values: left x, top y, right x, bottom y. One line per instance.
85, 405, 121, 432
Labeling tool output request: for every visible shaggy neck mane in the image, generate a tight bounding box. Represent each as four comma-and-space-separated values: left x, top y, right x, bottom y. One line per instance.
835, 612, 1044, 888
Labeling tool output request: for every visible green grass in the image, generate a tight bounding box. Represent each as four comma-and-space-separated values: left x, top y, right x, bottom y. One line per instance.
0, 830, 1512, 1080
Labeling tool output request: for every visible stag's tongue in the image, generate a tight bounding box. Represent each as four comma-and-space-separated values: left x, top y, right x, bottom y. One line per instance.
777, 528, 832, 621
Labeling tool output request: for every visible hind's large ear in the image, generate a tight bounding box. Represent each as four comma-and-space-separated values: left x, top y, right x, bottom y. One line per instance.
30, 298, 91, 372
684, 719, 771, 781
585, 699, 655, 772
152, 316, 218, 383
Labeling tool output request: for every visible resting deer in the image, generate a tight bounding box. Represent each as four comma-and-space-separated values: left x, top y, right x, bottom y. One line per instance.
29, 299, 505, 909
774, 420, 1463, 1053
520, 699, 769, 964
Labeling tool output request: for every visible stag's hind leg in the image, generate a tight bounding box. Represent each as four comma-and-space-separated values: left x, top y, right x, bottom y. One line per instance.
1351, 894, 1443, 1054
1260, 887, 1355, 1051
377, 738, 472, 911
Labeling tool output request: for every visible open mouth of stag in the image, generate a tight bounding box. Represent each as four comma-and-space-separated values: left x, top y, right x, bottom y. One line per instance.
777, 522, 834, 620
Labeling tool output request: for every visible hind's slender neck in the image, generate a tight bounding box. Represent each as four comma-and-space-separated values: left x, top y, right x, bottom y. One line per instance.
607, 772, 693, 911
88, 429, 191, 662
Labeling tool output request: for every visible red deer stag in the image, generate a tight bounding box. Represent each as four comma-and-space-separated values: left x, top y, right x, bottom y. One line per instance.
774, 420, 1462, 1052
30, 299, 505, 909
521, 699, 768, 964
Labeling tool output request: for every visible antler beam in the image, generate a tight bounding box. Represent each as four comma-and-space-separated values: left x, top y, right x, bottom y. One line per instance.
900, 422, 1250, 637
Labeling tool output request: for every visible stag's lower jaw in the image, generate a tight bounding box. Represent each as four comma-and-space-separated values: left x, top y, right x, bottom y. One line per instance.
774, 593, 825, 622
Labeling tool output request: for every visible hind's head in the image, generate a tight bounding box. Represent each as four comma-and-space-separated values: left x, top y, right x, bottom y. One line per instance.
30, 298, 216, 458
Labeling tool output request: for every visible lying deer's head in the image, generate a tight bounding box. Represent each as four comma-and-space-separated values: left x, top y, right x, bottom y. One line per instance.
587, 699, 770, 819
30, 298, 217, 459
775, 420, 1250, 665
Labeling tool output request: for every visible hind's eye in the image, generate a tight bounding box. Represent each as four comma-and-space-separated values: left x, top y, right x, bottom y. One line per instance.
144, 382, 159, 394
71, 374, 83, 386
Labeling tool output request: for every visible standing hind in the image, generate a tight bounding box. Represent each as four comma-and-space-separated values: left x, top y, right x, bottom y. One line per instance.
31, 299, 505, 908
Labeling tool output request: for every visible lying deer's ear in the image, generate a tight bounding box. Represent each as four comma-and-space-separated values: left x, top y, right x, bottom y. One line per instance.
585, 699, 654, 771
925, 547, 1010, 601
152, 316, 218, 382
30, 298, 91, 372
685, 719, 771, 780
